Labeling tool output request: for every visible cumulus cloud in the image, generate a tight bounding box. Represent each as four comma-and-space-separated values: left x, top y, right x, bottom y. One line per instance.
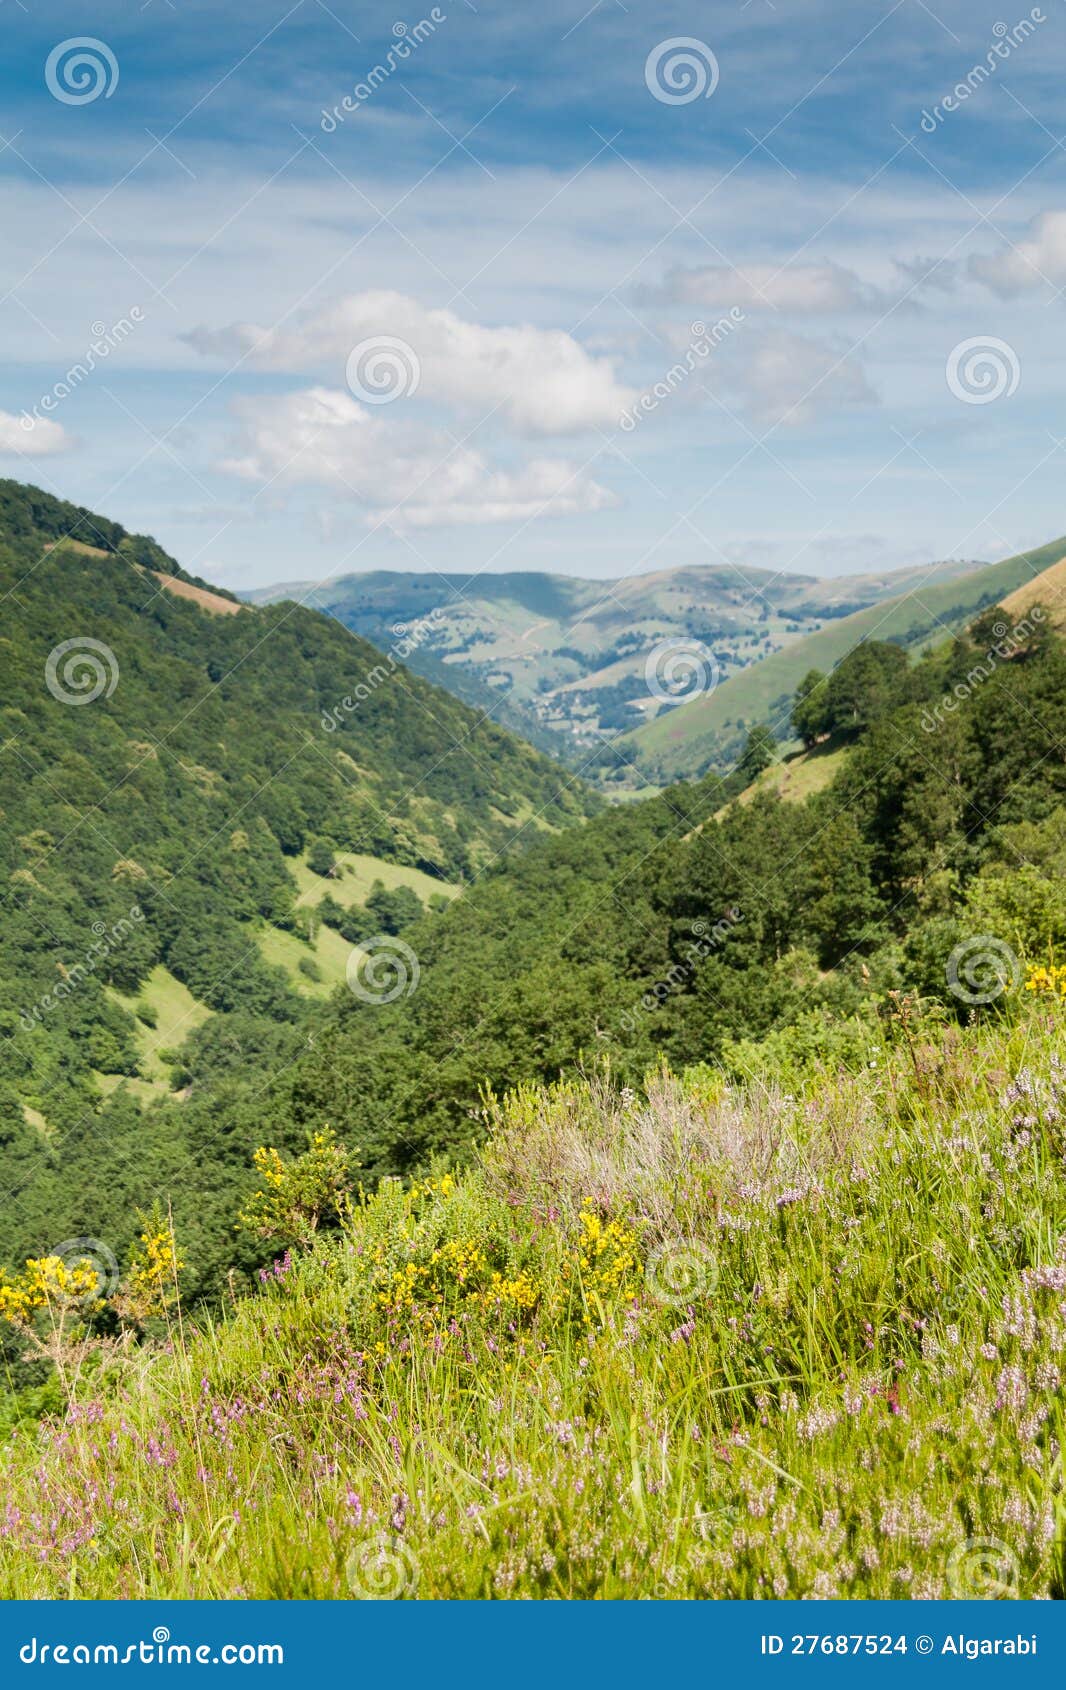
224, 386, 615, 529
653, 260, 887, 315
969, 210, 1066, 296
725, 328, 877, 428
185, 291, 634, 437
0, 410, 72, 455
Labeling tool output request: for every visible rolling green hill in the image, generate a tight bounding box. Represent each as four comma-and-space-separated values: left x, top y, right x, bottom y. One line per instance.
619, 534, 1066, 780
0, 480, 598, 1290
5, 476, 1066, 1319
250, 555, 985, 770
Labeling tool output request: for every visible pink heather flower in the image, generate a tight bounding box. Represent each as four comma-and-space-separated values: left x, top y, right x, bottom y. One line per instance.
996, 1365, 1028, 1413
670, 1309, 696, 1345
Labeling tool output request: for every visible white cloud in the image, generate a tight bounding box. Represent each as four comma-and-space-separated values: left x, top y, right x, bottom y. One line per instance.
185, 291, 634, 437
655, 260, 886, 315
224, 386, 615, 529
0, 410, 72, 455
969, 210, 1066, 296
725, 328, 877, 427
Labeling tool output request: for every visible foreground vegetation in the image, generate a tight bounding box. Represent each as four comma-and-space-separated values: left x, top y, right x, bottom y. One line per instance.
5, 478, 1066, 1598
2, 1000, 1064, 1598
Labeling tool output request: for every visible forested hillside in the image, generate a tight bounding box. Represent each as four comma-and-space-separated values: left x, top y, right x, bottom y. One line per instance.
4, 477, 1066, 1326
0, 482, 598, 1295
618, 534, 1066, 780
259, 600, 1066, 1173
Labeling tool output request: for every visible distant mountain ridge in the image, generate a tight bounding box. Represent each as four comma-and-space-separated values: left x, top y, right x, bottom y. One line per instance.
619, 533, 1066, 780
249, 555, 987, 769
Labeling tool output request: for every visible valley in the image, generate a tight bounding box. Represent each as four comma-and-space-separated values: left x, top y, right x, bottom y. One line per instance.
3, 477, 1066, 1600
250, 554, 987, 780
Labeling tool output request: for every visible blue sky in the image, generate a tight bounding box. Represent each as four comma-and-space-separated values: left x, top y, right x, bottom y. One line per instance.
2, 0, 1066, 588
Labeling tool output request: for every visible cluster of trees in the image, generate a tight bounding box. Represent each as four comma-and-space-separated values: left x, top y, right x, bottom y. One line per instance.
316, 878, 434, 944
0, 480, 600, 1295
790, 640, 911, 745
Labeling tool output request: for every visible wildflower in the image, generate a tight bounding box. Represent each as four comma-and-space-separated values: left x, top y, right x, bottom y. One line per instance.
1025, 963, 1066, 997
237, 1127, 353, 1245
670, 1308, 696, 1345
116, 1213, 182, 1324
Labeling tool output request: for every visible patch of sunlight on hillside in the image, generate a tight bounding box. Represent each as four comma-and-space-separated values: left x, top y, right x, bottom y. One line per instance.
723, 738, 851, 819
22, 1104, 51, 1139
92, 1072, 172, 1106
289, 848, 459, 910
255, 920, 359, 997
109, 964, 212, 1084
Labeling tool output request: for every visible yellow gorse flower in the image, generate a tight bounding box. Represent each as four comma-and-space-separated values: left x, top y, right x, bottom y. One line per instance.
252, 1146, 287, 1190
125, 1228, 182, 1303
0, 1256, 103, 1328
1025, 963, 1066, 997
575, 1203, 640, 1301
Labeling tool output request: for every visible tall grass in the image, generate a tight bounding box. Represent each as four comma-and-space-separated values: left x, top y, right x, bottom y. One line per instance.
1, 1014, 1064, 1598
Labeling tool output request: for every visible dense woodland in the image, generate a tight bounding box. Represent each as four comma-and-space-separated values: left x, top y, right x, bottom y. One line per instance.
0, 483, 597, 1298
2, 479, 1065, 1310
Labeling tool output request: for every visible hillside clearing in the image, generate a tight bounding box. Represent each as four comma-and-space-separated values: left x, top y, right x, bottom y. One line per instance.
255, 919, 358, 997
737, 739, 851, 807
289, 848, 459, 910
150, 571, 246, 616
99, 965, 213, 1101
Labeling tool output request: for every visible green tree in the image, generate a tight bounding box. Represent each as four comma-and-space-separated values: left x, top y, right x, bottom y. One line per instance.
824, 641, 909, 733
737, 724, 776, 780
791, 669, 829, 747
306, 837, 338, 878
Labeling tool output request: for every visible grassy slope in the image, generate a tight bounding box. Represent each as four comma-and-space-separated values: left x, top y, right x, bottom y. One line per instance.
622, 535, 1066, 779
734, 738, 851, 809
289, 848, 459, 910
1000, 552, 1066, 632
258, 849, 461, 997
94, 967, 214, 1103
254, 921, 356, 998
111, 965, 213, 1082
2, 1009, 1063, 1598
